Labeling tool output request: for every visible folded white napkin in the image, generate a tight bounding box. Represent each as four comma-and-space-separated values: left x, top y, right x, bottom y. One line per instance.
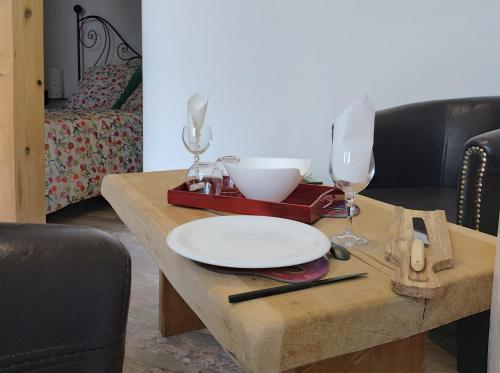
187, 92, 209, 136
331, 95, 375, 183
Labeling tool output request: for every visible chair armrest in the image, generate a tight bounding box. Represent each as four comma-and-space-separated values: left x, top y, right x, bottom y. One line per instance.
0, 224, 131, 372
457, 129, 500, 235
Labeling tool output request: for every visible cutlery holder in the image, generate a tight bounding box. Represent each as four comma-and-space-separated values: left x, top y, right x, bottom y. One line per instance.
385, 208, 453, 299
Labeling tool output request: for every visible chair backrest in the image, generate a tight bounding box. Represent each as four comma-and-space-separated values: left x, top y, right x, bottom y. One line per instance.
372, 97, 500, 189
488, 216, 500, 372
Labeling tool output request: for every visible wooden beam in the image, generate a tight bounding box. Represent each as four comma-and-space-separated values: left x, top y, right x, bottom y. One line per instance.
159, 270, 205, 337
0, 0, 45, 223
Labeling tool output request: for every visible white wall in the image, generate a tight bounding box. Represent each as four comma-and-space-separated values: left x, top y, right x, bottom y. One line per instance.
44, 0, 142, 97
143, 0, 500, 181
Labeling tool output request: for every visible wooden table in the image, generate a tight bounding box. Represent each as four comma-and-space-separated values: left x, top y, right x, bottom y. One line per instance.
102, 170, 497, 373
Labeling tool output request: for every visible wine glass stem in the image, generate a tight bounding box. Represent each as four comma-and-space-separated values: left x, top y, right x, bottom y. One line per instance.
194, 154, 200, 164
345, 192, 355, 235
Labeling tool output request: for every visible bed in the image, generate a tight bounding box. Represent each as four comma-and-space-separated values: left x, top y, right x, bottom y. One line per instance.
45, 5, 143, 213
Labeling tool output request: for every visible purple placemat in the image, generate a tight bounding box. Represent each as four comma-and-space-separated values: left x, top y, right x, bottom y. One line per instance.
198, 256, 329, 284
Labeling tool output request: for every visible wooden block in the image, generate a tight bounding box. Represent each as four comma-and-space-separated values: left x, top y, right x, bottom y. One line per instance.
285, 333, 426, 373
0, 0, 45, 223
386, 208, 453, 299
159, 271, 205, 337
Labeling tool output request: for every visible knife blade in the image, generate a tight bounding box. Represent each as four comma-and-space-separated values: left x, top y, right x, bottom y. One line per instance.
411, 217, 429, 272
412, 217, 430, 245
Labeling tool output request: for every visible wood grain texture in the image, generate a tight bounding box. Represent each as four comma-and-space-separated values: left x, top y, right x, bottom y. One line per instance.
285, 333, 425, 373
159, 270, 205, 337
386, 208, 453, 299
102, 170, 497, 373
0, 0, 45, 223
47, 196, 457, 373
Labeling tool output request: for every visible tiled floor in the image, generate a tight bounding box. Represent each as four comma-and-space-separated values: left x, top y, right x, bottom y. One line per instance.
48, 197, 457, 373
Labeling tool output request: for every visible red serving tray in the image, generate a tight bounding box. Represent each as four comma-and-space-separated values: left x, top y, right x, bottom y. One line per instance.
167, 182, 343, 224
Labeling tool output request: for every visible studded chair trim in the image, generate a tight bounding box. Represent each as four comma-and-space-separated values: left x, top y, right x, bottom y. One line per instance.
457, 146, 488, 229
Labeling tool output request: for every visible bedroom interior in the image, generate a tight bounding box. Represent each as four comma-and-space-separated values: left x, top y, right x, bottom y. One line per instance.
42, 0, 143, 214
0, 1, 499, 373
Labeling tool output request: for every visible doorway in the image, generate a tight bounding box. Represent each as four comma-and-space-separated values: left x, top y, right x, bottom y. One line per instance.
42, 0, 143, 215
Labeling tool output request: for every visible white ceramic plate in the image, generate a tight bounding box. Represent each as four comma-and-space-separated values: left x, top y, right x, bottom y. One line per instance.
166, 215, 330, 268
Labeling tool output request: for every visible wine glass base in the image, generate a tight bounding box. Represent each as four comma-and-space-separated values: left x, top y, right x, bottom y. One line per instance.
332, 233, 369, 247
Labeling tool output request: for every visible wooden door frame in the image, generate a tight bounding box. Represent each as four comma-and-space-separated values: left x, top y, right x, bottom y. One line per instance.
0, 0, 45, 223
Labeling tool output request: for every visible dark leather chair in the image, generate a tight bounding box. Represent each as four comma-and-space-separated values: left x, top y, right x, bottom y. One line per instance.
0, 224, 131, 373
361, 97, 500, 373
363, 96, 500, 234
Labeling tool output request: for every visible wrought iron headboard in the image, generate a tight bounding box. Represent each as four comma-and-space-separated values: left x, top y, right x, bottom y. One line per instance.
74, 4, 142, 81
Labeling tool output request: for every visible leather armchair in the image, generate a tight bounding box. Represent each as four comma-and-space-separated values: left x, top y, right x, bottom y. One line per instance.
360, 97, 500, 373
362, 96, 500, 235
0, 224, 131, 373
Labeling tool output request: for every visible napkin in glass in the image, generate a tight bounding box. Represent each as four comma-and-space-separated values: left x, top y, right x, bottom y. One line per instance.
187, 92, 209, 137
331, 95, 375, 183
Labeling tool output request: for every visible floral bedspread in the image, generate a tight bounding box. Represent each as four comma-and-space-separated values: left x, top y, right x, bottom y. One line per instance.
45, 109, 142, 213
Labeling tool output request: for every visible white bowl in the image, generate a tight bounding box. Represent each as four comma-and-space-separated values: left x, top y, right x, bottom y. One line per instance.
226, 157, 311, 202
237, 157, 312, 177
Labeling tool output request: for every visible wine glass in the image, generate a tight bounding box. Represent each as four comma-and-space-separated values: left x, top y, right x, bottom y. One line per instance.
330, 147, 375, 247
186, 161, 223, 195
216, 156, 240, 193
182, 125, 212, 167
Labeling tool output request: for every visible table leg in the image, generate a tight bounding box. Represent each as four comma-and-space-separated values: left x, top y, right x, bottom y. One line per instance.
285, 333, 426, 373
159, 270, 205, 337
